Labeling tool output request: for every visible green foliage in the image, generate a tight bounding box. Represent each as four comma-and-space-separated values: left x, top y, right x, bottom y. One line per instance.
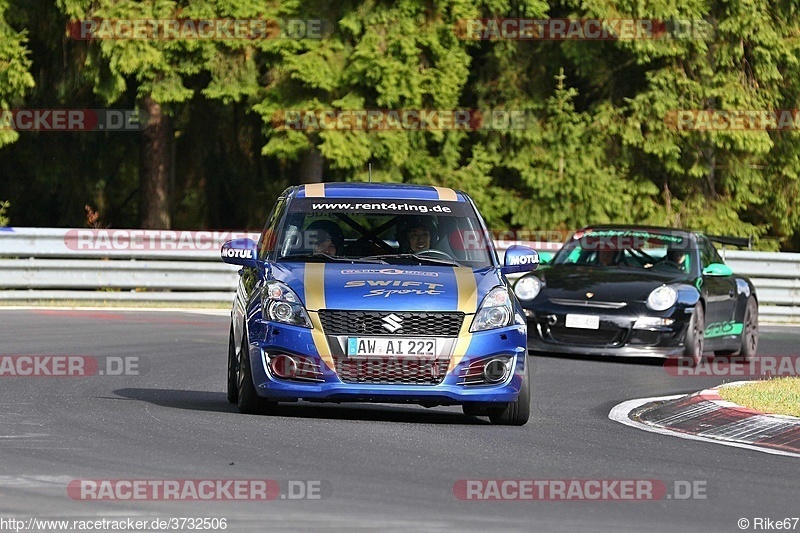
0, 200, 8, 226
1, 0, 800, 249
0, 0, 35, 147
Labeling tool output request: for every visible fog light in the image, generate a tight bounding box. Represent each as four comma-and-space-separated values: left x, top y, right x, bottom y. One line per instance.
633, 317, 675, 330
483, 358, 510, 384
270, 354, 298, 378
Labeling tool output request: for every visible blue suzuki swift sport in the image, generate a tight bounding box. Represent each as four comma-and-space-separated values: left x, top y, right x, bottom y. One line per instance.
221, 183, 539, 425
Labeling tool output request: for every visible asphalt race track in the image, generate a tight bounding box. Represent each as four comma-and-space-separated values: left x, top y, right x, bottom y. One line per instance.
0, 309, 797, 532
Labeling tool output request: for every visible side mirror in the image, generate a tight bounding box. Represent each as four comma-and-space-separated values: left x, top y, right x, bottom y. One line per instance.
702, 263, 733, 277
538, 251, 554, 265
501, 245, 539, 274
221, 238, 259, 268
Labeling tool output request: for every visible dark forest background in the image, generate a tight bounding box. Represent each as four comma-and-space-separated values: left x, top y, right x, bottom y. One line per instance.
1, 0, 799, 249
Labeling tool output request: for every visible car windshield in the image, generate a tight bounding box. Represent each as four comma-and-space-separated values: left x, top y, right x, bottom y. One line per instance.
269, 197, 495, 268
553, 229, 691, 272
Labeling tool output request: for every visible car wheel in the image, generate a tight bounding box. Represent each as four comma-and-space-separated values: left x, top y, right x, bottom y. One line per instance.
487, 366, 530, 426
237, 334, 274, 415
739, 297, 759, 360
226, 326, 238, 404
683, 304, 705, 366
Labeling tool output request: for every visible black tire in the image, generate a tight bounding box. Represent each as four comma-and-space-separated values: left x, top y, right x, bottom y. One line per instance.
237, 335, 274, 415
487, 366, 531, 426
739, 297, 759, 360
683, 303, 705, 366
226, 326, 238, 404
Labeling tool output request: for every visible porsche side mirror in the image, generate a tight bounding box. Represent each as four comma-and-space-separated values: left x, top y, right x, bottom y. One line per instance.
538, 251, 554, 265
702, 263, 733, 277
221, 238, 259, 268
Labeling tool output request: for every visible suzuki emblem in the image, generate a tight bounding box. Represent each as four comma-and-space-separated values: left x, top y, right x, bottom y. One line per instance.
382, 313, 403, 333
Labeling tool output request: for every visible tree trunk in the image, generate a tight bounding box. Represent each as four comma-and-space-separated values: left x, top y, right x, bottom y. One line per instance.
297, 145, 323, 184
140, 95, 172, 229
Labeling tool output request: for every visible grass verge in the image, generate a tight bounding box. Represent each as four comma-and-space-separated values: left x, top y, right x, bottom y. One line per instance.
718, 377, 800, 417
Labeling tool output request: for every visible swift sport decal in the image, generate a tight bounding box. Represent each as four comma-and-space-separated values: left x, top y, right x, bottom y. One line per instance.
322, 266, 461, 311
344, 280, 445, 298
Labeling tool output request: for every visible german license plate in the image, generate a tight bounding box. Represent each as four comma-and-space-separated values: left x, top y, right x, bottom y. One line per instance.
347, 337, 438, 357
565, 314, 600, 330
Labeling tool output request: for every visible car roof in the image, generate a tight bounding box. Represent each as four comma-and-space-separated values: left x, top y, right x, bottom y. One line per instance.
286, 182, 467, 202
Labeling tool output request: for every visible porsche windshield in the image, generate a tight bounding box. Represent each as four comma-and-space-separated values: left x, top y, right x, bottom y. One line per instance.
553, 229, 692, 272
270, 197, 495, 268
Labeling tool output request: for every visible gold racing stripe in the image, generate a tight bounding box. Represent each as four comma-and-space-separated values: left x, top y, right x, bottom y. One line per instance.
433, 186, 457, 201
449, 267, 478, 371
304, 183, 326, 197
304, 264, 335, 371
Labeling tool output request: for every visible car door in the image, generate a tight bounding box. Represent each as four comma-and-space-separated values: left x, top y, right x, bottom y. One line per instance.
697, 237, 737, 337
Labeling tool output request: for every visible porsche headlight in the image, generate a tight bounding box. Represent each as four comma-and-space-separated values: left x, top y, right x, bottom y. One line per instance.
262, 281, 312, 328
470, 287, 513, 332
514, 276, 541, 301
646, 285, 678, 311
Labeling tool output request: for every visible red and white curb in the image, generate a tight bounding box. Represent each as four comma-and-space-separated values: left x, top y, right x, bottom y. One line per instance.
609, 382, 800, 459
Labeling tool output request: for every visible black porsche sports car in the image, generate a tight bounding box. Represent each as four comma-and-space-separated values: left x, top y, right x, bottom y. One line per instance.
514, 226, 758, 362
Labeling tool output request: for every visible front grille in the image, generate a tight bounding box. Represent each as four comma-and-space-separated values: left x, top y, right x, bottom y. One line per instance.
319, 310, 463, 336
333, 356, 449, 385
546, 325, 623, 346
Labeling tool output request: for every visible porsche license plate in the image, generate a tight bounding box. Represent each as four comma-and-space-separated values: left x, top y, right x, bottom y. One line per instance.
347, 337, 438, 357
565, 314, 600, 330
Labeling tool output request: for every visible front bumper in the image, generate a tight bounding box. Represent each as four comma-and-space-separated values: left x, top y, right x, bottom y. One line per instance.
523, 305, 692, 358
245, 320, 528, 406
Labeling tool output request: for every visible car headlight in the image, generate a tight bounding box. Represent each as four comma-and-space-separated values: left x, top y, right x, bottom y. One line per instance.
514, 276, 541, 301
262, 281, 312, 328
646, 285, 678, 311
470, 287, 513, 332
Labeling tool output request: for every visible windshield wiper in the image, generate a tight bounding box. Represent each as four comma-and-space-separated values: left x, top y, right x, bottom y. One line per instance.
278, 253, 388, 264
361, 253, 461, 267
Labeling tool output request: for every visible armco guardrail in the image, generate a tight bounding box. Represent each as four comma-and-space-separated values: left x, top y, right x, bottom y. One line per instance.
0, 228, 256, 304
0, 228, 797, 322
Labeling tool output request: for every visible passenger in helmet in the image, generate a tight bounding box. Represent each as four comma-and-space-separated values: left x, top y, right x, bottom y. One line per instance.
397, 216, 437, 253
